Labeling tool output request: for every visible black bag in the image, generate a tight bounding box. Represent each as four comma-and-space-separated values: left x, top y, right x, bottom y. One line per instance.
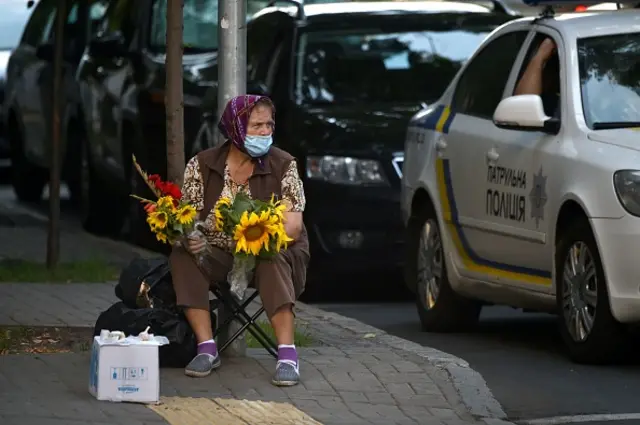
115, 257, 176, 311
93, 302, 216, 368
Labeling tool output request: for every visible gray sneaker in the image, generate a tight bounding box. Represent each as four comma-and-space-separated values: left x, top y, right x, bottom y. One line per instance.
272, 361, 300, 386
184, 353, 221, 378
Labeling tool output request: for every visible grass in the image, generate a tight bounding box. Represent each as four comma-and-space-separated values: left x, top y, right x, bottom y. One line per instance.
0, 259, 119, 283
245, 320, 315, 348
0, 326, 93, 355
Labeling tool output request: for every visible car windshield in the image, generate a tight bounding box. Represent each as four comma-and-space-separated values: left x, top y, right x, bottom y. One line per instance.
150, 0, 283, 53
296, 14, 509, 105
0, 1, 32, 50
149, 0, 354, 53
578, 32, 640, 129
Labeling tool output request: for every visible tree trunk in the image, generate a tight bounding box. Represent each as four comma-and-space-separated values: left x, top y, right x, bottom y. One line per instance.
47, 0, 67, 269
165, 0, 185, 186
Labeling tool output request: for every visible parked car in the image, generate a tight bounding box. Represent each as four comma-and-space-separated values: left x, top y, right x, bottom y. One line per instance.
76, 0, 355, 245
192, 1, 515, 296
401, 1, 640, 363
3, 0, 110, 202
0, 1, 37, 164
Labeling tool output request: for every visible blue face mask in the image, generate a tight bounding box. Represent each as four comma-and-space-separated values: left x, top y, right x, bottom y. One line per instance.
244, 134, 273, 158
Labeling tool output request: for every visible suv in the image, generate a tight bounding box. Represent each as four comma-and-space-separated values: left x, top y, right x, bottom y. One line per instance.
196, 1, 515, 295
401, 2, 640, 364
0, 1, 34, 165
3, 0, 109, 203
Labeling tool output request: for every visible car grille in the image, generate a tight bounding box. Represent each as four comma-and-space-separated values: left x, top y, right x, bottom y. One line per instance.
392, 153, 404, 179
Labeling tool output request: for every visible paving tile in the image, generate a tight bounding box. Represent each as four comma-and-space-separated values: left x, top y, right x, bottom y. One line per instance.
0, 279, 488, 425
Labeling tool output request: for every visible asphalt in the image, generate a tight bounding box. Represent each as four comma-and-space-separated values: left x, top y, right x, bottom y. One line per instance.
318, 302, 640, 423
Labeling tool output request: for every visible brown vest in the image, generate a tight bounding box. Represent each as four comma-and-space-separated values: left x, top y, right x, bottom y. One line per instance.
196, 141, 309, 254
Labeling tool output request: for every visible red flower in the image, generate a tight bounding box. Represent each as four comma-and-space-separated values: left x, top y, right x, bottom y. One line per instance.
163, 182, 182, 200
146, 173, 182, 200
144, 203, 157, 213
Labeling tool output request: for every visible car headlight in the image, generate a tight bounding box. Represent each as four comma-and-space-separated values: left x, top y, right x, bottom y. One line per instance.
306, 155, 388, 186
613, 170, 640, 216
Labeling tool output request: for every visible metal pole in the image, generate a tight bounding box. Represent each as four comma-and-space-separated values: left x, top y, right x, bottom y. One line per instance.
215, 0, 246, 146
47, 0, 66, 269
216, 0, 247, 356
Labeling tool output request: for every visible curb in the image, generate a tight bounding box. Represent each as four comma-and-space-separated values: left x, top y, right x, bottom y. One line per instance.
298, 302, 511, 422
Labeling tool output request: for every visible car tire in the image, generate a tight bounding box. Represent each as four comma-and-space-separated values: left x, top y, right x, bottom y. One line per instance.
65, 119, 84, 206
8, 120, 47, 203
555, 218, 627, 364
81, 142, 125, 236
408, 203, 481, 332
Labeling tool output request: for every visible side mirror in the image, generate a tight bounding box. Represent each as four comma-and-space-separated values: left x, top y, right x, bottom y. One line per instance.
88, 32, 127, 58
493, 94, 560, 135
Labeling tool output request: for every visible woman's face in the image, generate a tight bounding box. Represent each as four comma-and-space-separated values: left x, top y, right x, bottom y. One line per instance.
246, 104, 274, 136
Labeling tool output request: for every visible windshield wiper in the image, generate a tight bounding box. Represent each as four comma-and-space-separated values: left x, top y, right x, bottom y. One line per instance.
592, 121, 640, 130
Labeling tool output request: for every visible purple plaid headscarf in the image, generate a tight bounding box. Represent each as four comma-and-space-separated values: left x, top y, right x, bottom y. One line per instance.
217, 94, 275, 158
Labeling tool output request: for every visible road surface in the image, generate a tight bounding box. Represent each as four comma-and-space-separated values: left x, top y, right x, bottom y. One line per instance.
319, 301, 640, 424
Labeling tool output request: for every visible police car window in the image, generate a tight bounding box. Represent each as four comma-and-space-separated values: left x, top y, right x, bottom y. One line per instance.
578, 32, 640, 129
452, 30, 528, 119
514, 34, 561, 118
296, 15, 509, 105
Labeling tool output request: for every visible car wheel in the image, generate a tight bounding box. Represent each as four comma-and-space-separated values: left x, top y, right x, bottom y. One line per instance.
81, 143, 125, 236
410, 205, 481, 332
9, 121, 47, 203
556, 219, 627, 364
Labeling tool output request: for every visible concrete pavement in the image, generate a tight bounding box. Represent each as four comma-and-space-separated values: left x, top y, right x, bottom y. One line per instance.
0, 197, 513, 425
0, 283, 509, 425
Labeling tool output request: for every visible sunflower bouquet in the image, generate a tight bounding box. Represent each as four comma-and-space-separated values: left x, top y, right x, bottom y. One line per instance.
130, 155, 198, 244
213, 192, 293, 298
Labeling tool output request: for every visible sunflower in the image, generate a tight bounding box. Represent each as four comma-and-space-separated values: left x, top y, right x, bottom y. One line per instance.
273, 224, 293, 251
155, 232, 168, 243
268, 195, 287, 222
176, 205, 196, 225
157, 196, 175, 211
213, 208, 224, 231
217, 196, 232, 209
233, 211, 278, 255
147, 211, 168, 229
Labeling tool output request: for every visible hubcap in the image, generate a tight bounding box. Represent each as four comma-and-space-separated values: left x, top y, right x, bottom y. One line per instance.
417, 219, 443, 310
561, 241, 598, 342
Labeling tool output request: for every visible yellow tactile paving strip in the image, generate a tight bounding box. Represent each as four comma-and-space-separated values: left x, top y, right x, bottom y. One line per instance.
148, 396, 324, 425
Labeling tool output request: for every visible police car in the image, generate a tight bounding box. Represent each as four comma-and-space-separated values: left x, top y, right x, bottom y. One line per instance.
401, 1, 640, 364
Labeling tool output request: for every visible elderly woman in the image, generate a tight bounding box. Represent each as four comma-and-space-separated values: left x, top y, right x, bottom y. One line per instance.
169, 95, 310, 386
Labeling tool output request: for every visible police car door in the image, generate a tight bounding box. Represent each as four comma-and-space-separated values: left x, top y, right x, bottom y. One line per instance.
438, 28, 534, 285
485, 29, 565, 292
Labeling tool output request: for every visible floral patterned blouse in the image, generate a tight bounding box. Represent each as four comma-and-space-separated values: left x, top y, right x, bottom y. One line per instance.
181, 156, 306, 252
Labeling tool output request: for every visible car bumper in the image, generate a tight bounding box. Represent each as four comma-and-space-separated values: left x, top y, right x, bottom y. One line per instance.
304, 181, 405, 276
591, 216, 640, 323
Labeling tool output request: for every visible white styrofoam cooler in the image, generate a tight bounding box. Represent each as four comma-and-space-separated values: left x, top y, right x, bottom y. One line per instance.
89, 335, 168, 404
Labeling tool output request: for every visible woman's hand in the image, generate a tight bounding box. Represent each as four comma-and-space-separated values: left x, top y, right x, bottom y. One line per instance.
186, 234, 207, 255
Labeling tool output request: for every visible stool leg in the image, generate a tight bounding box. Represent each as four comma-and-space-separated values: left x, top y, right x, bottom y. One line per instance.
212, 290, 278, 358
